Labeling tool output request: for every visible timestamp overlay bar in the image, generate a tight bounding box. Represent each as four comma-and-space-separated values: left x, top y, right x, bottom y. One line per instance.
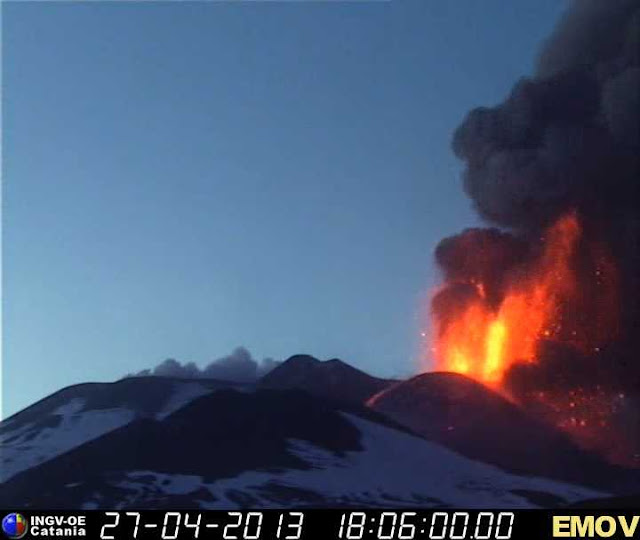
1, 509, 638, 540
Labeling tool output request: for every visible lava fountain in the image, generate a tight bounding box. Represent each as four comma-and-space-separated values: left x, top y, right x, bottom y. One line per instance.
425, 211, 635, 465
431, 211, 618, 388
422, 0, 639, 466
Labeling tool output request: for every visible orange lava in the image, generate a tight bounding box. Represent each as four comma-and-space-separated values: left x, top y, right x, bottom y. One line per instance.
430, 211, 616, 387
425, 210, 632, 464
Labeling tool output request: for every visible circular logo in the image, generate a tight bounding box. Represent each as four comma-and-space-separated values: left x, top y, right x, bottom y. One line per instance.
2, 514, 28, 539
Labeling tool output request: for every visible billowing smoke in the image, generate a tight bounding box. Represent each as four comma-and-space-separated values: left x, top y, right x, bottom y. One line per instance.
126, 347, 280, 383
433, 228, 529, 310
454, 0, 639, 232
433, 0, 640, 465
452, 0, 639, 346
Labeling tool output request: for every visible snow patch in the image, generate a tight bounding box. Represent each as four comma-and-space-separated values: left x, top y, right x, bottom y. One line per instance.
195, 414, 604, 508
0, 401, 135, 482
111, 472, 205, 508
0, 381, 230, 482
104, 414, 606, 508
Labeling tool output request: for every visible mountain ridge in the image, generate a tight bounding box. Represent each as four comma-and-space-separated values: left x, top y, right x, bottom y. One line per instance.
1, 355, 635, 509
258, 354, 395, 404
0, 386, 605, 509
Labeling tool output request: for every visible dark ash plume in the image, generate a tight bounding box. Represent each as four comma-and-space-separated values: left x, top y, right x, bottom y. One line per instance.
434, 228, 529, 308
453, 0, 639, 232
435, 0, 640, 465
448, 0, 640, 384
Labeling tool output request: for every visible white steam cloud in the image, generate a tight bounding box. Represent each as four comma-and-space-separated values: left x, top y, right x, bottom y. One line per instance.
125, 347, 279, 383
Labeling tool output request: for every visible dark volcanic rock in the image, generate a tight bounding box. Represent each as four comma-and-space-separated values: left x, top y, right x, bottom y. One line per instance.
568, 494, 640, 509
259, 355, 394, 404
367, 372, 640, 493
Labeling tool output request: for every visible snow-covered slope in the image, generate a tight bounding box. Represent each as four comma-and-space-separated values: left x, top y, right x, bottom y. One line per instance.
113, 414, 602, 510
0, 377, 247, 482
1, 387, 606, 509
1, 398, 135, 483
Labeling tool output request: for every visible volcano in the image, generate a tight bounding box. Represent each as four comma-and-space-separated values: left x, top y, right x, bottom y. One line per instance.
0, 368, 612, 509
366, 372, 640, 494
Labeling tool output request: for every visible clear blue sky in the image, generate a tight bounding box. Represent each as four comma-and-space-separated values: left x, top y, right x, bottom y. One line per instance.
2, 0, 566, 418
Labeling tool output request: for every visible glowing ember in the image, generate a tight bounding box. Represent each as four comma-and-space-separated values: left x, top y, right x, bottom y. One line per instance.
520, 387, 639, 467
432, 211, 590, 386
425, 210, 632, 464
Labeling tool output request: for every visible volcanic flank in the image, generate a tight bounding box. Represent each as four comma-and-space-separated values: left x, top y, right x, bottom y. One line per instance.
366, 373, 640, 494
1, 370, 612, 508
425, 0, 640, 467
